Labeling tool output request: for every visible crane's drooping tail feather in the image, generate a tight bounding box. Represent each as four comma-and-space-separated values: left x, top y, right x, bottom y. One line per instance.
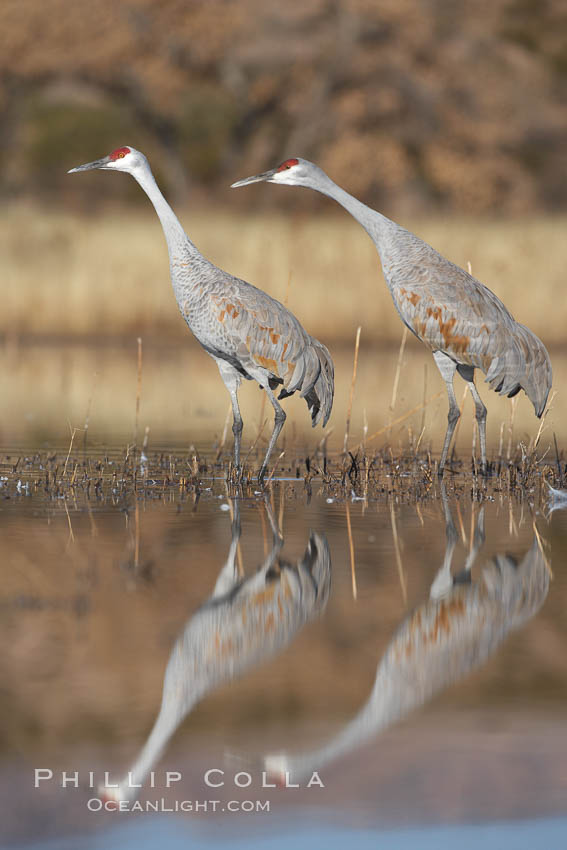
485, 322, 552, 418
301, 339, 334, 427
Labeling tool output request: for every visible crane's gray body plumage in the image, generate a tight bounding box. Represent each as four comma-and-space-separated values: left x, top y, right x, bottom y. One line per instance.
168, 253, 334, 427
374, 222, 551, 416
69, 149, 334, 479
232, 158, 552, 472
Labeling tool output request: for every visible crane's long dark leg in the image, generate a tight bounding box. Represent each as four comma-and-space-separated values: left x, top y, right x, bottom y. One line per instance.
215, 360, 243, 471
258, 494, 284, 572
430, 481, 458, 599
229, 389, 243, 469
211, 498, 242, 598
457, 365, 487, 474
259, 386, 286, 483
433, 351, 459, 476
461, 506, 485, 575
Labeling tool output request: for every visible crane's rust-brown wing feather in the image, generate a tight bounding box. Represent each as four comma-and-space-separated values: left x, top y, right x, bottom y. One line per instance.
210, 283, 334, 426
390, 254, 551, 415
211, 292, 308, 385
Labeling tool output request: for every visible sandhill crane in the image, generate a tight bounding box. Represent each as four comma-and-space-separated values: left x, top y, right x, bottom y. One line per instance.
68, 148, 334, 481
232, 159, 552, 474
100, 497, 331, 803
263, 501, 549, 783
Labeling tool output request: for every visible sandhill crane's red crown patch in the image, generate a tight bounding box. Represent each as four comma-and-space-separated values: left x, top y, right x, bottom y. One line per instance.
277, 158, 299, 171
109, 147, 131, 161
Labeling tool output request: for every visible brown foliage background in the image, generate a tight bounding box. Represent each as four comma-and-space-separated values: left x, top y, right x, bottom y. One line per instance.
1, 0, 567, 213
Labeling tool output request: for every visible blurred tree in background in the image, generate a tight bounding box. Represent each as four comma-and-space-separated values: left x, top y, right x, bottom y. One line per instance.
1, 0, 566, 213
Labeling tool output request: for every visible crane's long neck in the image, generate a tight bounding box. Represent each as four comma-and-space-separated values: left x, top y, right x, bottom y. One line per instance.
112, 687, 204, 802
307, 173, 394, 251
273, 668, 419, 781
133, 164, 203, 266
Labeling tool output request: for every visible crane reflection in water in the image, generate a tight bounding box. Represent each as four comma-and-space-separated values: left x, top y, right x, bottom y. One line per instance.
101, 497, 331, 802
264, 490, 550, 783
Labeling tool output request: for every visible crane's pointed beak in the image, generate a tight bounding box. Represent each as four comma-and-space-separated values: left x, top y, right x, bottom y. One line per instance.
67, 156, 111, 174
231, 168, 277, 188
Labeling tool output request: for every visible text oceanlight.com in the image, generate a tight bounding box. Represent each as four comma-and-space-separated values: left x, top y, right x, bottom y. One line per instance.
87, 798, 271, 813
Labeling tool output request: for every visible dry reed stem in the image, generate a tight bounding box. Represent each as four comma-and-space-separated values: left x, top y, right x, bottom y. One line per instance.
343, 326, 362, 454
64, 501, 75, 548
345, 501, 357, 601
498, 421, 505, 463
278, 485, 285, 537
388, 327, 409, 429
533, 521, 553, 578
456, 501, 467, 545
83, 372, 98, 453
134, 337, 143, 449
508, 501, 518, 538
415, 502, 424, 527
265, 452, 285, 488
531, 390, 556, 455
63, 425, 81, 477
390, 502, 407, 605
469, 505, 476, 556
414, 425, 426, 455
134, 501, 140, 569
507, 397, 518, 461
356, 391, 444, 450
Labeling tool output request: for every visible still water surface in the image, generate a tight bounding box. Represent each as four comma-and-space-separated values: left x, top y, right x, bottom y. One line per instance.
2, 453, 567, 847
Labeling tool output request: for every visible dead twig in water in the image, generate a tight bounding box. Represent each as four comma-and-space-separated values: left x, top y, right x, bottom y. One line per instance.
134, 501, 140, 569
390, 502, 407, 605
345, 501, 357, 601
64, 501, 75, 549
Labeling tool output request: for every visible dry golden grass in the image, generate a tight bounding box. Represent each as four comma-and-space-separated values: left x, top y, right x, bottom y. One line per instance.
1, 202, 566, 345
